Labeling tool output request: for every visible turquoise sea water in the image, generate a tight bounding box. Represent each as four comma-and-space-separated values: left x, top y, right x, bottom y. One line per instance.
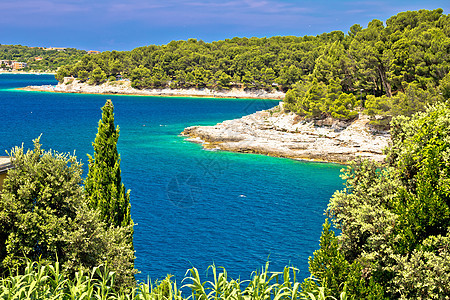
0, 74, 343, 282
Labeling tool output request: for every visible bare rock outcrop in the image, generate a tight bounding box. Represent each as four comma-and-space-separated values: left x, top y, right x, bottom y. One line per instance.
181, 105, 390, 164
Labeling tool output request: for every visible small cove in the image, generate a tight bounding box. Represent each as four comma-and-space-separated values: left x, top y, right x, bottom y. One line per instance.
0, 74, 343, 282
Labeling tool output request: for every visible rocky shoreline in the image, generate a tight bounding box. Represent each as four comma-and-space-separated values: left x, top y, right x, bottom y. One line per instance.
21, 80, 390, 164
20, 80, 285, 99
181, 104, 390, 164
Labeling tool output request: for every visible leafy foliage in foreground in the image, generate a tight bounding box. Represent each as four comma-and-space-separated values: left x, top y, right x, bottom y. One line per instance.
0, 138, 83, 270
0, 261, 346, 300
308, 102, 450, 298
0, 104, 136, 289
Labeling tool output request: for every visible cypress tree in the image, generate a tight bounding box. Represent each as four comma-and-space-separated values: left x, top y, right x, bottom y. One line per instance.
85, 99, 132, 228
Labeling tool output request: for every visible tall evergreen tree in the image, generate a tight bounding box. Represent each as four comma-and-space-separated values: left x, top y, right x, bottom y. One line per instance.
85, 100, 132, 228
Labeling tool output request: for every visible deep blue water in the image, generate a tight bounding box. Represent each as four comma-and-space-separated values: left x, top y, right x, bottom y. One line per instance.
0, 74, 343, 283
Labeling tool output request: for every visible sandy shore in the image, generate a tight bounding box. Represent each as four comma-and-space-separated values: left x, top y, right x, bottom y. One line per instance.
19, 80, 285, 99
182, 104, 390, 164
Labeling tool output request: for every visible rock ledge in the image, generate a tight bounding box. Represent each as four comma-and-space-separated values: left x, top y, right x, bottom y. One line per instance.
181, 104, 390, 164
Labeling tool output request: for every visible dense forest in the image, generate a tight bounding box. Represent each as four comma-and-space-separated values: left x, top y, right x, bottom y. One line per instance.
0, 45, 86, 71
56, 9, 450, 124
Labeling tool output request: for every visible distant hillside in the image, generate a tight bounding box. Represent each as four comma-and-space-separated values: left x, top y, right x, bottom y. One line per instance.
0, 44, 87, 72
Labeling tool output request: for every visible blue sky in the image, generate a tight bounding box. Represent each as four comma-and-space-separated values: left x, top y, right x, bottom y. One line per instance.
1, 0, 448, 51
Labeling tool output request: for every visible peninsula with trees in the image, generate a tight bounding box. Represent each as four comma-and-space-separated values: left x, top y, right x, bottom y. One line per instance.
46, 8, 449, 113
24, 8, 450, 162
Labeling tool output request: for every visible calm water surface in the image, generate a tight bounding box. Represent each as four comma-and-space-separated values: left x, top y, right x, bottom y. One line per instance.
0, 74, 343, 282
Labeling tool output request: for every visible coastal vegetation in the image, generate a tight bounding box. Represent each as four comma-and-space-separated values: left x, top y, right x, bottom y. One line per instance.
305, 103, 450, 298
85, 100, 132, 229
55, 9, 450, 125
0, 101, 136, 290
0, 261, 345, 300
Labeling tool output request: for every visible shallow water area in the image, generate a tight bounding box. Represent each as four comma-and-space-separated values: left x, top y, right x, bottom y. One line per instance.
0, 74, 343, 283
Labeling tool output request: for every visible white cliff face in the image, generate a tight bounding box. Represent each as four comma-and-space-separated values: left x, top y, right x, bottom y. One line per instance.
182, 106, 390, 164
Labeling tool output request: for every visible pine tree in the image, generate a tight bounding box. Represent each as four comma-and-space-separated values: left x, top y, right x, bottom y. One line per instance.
85, 100, 132, 228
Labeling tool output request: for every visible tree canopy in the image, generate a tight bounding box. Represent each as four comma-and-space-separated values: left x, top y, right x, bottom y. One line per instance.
54, 9, 449, 123
0, 138, 83, 273
306, 102, 450, 298
284, 9, 449, 122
